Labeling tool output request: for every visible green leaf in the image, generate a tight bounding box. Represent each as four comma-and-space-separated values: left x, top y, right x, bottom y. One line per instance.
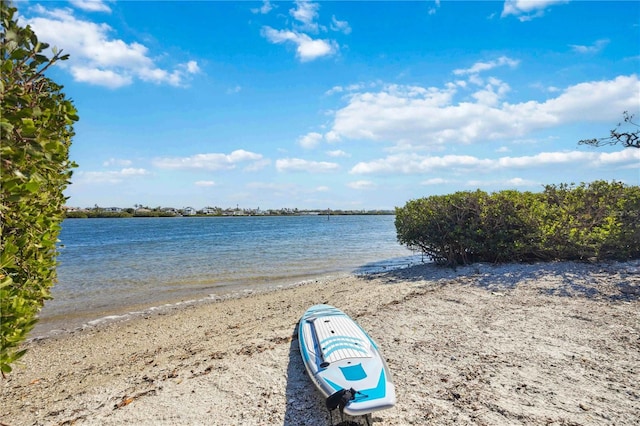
20, 117, 36, 135
0, 119, 14, 133
1, 58, 14, 73
34, 54, 49, 64
9, 48, 29, 60
14, 349, 28, 360
0, 275, 14, 289
24, 180, 40, 193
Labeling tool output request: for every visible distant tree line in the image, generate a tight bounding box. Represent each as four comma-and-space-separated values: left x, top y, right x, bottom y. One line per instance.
395, 181, 640, 266
64, 207, 395, 218
65, 207, 174, 218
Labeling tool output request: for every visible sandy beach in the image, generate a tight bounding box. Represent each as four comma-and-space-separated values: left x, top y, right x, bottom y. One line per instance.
1, 260, 639, 426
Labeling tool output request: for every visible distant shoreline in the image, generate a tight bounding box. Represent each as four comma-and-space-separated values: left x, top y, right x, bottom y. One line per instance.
64, 209, 396, 219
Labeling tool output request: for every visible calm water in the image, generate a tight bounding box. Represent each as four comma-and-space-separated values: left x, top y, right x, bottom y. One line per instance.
33, 215, 418, 337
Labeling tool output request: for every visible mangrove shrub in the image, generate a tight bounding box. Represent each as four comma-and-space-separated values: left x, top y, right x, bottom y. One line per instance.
395, 181, 640, 266
1, 3, 78, 374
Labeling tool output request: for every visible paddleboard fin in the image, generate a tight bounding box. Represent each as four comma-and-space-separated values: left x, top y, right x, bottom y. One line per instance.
327, 388, 357, 425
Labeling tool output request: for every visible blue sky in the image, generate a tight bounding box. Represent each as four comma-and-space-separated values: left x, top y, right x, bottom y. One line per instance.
17, 0, 640, 210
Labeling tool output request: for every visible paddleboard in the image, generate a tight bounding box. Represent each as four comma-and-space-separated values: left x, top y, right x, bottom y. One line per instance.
298, 304, 396, 417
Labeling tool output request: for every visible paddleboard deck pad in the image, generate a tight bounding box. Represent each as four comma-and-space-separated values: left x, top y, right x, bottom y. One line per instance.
298, 304, 396, 417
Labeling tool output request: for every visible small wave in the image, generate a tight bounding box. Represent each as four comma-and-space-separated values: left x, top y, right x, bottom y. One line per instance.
353, 254, 426, 274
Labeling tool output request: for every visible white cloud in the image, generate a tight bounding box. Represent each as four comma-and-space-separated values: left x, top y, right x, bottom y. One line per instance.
195, 181, 216, 187
501, 0, 569, 21
243, 158, 271, 172
316, 186, 330, 192
70, 67, 131, 88
421, 178, 448, 185
290, 0, 321, 33
22, 6, 199, 88
347, 180, 375, 190
260, 1, 344, 62
593, 148, 640, 167
327, 74, 639, 148
428, 0, 441, 16
324, 130, 341, 143
76, 168, 149, 184
350, 149, 640, 175
153, 150, 264, 171
471, 77, 511, 106
138, 67, 181, 86
261, 27, 336, 62
185, 61, 200, 74
330, 16, 351, 34
496, 151, 588, 168
325, 86, 344, 95
325, 83, 373, 96
326, 150, 350, 158
453, 56, 520, 76
70, 0, 112, 13
570, 39, 610, 54
506, 177, 538, 186
251, 0, 273, 15
351, 154, 492, 175
540, 75, 639, 121
103, 158, 132, 167
121, 168, 148, 176
276, 158, 339, 173
466, 177, 539, 188
298, 132, 324, 149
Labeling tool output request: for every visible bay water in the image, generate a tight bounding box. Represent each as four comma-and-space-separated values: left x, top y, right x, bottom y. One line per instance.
33, 215, 419, 337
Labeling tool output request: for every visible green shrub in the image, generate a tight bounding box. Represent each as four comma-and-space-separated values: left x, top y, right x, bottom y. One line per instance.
395, 190, 487, 265
1, 3, 78, 374
478, 190, 543, 263
612, 185, 640, 259
395, 181, 640, 266
539, 181, 640, 261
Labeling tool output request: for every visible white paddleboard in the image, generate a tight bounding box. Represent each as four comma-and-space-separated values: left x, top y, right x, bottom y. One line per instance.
298, 304, 396, 417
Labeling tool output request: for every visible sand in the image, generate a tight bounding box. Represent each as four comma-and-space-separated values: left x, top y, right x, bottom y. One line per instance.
1, 260, 639, 426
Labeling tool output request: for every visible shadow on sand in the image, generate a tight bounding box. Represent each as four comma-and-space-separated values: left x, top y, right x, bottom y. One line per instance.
284, 323, 329, 426
361, 260, 640, 303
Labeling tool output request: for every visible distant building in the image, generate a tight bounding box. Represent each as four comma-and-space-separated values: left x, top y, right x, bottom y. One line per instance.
162, 207, 179, 215
64, 206, 84, 212
201, 207, 217, 215
182, 207, 196, 216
